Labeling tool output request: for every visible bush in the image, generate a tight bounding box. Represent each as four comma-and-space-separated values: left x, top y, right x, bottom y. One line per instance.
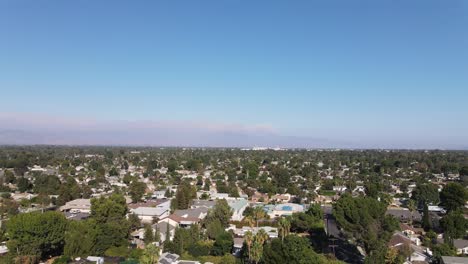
188, 241, 213, 257
52, 256, 70, 264
105, 246, 131, 257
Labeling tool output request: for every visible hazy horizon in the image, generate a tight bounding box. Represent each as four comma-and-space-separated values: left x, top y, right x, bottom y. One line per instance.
1, 1, 467, 149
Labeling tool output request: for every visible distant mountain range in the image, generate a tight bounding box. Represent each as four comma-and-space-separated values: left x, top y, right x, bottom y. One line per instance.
0, 113, 466, 149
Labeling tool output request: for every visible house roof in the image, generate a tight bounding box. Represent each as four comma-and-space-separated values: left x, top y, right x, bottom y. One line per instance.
153, 221, 176, 233
441, 256, 468, 264
453, 239, 468, 249
128, 199, 167, 209
388, 232, 411, 248
386, 208, 422, 221
234, 237, 244, 248
173, 207, 208, 219
191, 200, 216, 209
59, 199, 91, 211
228, 199, 248, 212
399, 223, 420, 233
131, 207, 168, 217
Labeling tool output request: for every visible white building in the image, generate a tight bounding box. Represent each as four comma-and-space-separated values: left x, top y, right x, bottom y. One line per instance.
130, 200, 171, 223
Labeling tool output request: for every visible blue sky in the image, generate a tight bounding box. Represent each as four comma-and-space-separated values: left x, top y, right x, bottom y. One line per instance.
1, 0, 467, 148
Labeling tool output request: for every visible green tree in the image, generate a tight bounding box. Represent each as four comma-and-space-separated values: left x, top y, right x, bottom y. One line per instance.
91, 194, 128, 223
17, 177, 31, 192
440, 182, 468, 212
407, 199, 416, 227
33, 174, 61, 195
252, 206, 267, 227
206, 219, 224, 240
140, 244, 160, 264
144, 224, 155, 244
64, 220, 96, 258
244, 231, 254, 262
35, 193, 51, 212
171, 182, 196, 210
411, 183, 439, 207
422, 203, 432, 231
205, 199, 233, 228
128, 213, 142, 231
262, 235, 322, 264
90, 194, 130, 254
212, 231, 233, 256
432, 243, 457, 263
7, 211, 67, 260
333, 194, 398, 254
440, 211, 468, 244
278, 217, 291, 243
129, 180, 147, 203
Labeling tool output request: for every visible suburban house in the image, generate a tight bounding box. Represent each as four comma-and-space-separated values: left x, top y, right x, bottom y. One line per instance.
250, 191, 269, 203
453, 239, 468, 255
386, 208, 422, 223
191, 200, 216, 209
152, 190, 166, 199
153, 221, 177, 243
441, 256, 468, 264
228, 225, 278, 239
228, 199, 248, 221
271, 194, 291, 203
131, 207, 170, 223
130, 200, 171, 223
388, 232, 430, 263
160, 207, 209, 228
266, 203, 304, 218
158, 252, 201, 264
60, 199, 92, 213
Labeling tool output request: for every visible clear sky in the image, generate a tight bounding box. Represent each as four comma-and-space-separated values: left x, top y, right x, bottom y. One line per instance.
1, 0, 467, 148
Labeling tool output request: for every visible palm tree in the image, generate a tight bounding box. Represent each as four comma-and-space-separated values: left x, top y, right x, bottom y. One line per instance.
244, 216, 255, 228
253, 207, 266, 228
251, 239, 263, 264
250, 230, 269, 264
278, 217, 290, 243
244, 231, 254, 262
407, 199, 416, 227
256, 229, 269, 245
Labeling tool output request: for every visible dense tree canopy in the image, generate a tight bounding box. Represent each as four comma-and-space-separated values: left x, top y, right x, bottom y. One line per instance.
333, 194, 399, 254
440, 182, 468, 212
411, 183, 440, 207
7, 211, 68, 261
262, 235, 336, 264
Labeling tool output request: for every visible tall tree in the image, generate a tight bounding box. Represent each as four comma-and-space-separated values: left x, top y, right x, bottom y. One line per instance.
90, 194, 131, 254
411, 183, 439, 208
440, 211, 468, 244
278, 217, 291, 243
334, 194, 398, 254
407, 199, 416, 227
253, 206, 267, 227
205, 199, 233, 228
422, 203, 432, 231
440, 183, 468, 212
129, 180, 147, 203
262, 235, 323, 264
7, 211, 67, 261
144, 224, 155, 244
244, 231, 254, 262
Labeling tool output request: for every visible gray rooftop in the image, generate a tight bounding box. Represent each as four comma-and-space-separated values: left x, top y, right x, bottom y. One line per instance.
441, 256, 468, 264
